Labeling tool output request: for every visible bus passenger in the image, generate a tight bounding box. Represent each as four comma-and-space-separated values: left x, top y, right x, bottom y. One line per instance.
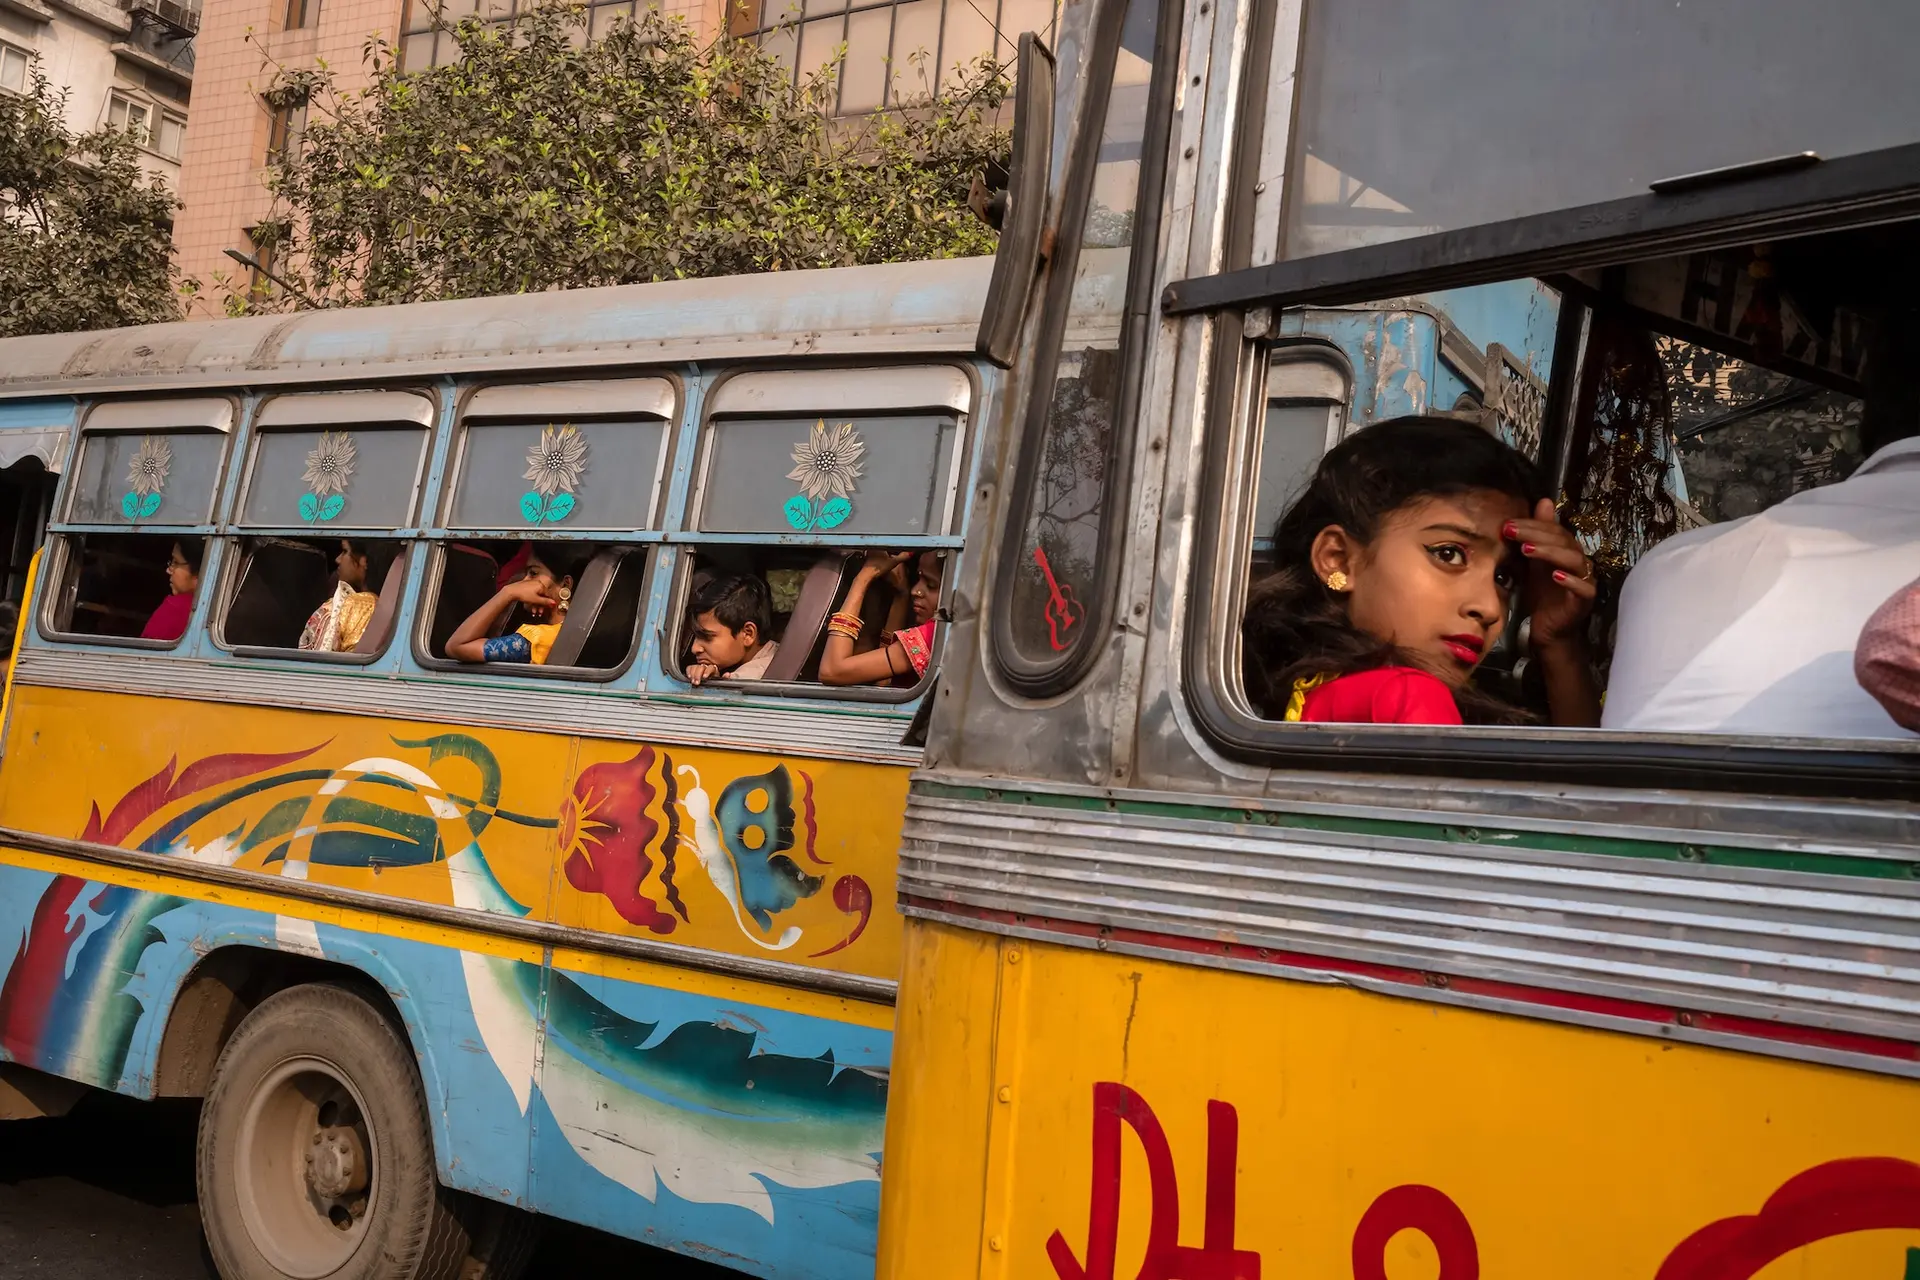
142, 538, 202, 641
819, 550, 944, 686
1855, 577, 1920, 733
1242, 416, 1599, 726
1603, 326, 1920, 737
298, 540, 395, 652
685, 574, 778, 685
444, 543, 583, 665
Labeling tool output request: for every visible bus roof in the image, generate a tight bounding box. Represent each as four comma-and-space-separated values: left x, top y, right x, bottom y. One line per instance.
0, 255, 998, 400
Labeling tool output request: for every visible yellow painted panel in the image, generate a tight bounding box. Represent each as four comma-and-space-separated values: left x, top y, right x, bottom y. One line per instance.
883, 923, 1920, 1279
554, 740, 903, 980
0, 685, 904, 981
876, 921, 1005, 1279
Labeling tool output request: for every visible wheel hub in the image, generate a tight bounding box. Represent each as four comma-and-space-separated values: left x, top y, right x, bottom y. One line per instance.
233, 1057, 379, 1278
306, 1125, 369, 1200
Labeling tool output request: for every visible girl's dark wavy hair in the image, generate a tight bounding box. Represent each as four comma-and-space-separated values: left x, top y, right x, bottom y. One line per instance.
1242, 414, 1548, 724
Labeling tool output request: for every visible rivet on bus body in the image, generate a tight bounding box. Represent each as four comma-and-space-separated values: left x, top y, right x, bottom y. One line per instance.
989, 1236, 1004, 1252
1007, 948, 1022, 964
998, 1086, 1012, 1103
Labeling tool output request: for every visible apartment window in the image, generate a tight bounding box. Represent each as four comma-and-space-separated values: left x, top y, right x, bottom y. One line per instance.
739, 0, 1056, 114
107, 94, 153, 146
243, 229, 279, 301
266, 101, 306, 162
0, 41, 30, 95
154, 111, 186, 160
285, 0, 318, 28
397, 0, 640, 70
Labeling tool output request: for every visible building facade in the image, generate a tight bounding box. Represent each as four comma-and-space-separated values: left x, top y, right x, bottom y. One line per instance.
0, 0, 193, 614
0, 0, 195, 184
172, 0, 1047, 306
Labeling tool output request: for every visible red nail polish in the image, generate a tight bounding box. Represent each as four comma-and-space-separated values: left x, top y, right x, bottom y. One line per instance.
1502, 521, 1518, 539
1523, 542, 1537, 554
1552, 569, 1568, 582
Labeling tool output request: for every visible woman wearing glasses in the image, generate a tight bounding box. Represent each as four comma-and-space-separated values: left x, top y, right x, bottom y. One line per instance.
141, 538, 202, 641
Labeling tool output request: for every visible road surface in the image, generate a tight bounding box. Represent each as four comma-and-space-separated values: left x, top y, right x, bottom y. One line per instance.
0, 1091, 734, 1279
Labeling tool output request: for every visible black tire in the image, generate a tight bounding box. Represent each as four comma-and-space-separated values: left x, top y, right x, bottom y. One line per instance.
197, 982, 473, 1280
456, 1199, 542, 1280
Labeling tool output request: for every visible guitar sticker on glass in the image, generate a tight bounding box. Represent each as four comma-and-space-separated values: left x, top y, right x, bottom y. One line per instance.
1033, 545, 1084, 652
299, 430, 355, 523
121, 434, 170, 520
784, 419, 864, 532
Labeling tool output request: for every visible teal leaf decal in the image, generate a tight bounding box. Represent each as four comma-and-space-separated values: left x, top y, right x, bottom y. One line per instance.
138, 492, 162, 518
543, 492, 575, 523
815, 496, 852, 530
520, 490, 546, 523
121, 491, 139, 519
319, 494, 345, 522
299, 492, 319, 522
783, 494, 813, 531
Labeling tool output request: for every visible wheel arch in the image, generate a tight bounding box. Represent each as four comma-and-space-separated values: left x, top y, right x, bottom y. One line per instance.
149, 940, 459, 1179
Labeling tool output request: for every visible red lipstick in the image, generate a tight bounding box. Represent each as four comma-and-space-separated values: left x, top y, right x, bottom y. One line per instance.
1441, 634, 1484, 665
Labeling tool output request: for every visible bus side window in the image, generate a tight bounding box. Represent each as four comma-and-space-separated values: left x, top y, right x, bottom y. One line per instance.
420, 379, 672, 677
671, 367, 969, 696
41, 402, 235, 648
214, 392, 432, 660
1230, 227, 1915, 741
47, 532, 200, 641
219, 536, 409, 655
1250, 348, 1350, 578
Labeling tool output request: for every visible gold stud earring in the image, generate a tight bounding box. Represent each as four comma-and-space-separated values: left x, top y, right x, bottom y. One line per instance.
556, 584, 573, 610
1325, 571, 1349, 592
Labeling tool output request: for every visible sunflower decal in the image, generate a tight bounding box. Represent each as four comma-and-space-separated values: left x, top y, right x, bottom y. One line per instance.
521, 423, 589, 524
121, 435, 171, 520
299, 430, 356, 523
783, 419, 864, 531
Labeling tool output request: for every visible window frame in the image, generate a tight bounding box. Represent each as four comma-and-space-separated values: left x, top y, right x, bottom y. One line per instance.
408, 376, 682, 682
409, 539, 655, 684
984, 0, 1186, 696
439, 377, 679, 537
661, 361, 975, 703
107, 92, 153, 146
39, 397, 240, 652
231, 389, 437, 533
153, 109, 186, 161
211, 536, 412, 664
0, 40, 32, 96
207, 390, 435, 663
1181, 256, 1920, 804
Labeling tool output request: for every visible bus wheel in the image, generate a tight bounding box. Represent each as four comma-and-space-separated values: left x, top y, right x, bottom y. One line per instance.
197, 983, 472, 1280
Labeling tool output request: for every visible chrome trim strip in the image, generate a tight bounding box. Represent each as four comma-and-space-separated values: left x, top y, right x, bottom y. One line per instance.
0, 823, 897, 1006
14, 647, 921, 766
911, 768, 1920, 856
899, 794, 1920, 1056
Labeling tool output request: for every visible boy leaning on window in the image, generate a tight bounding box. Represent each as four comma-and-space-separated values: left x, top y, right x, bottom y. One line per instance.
686, 574, 778, 685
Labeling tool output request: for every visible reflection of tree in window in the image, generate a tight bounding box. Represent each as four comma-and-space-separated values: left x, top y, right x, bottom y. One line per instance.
1015, 345, 1117, 645
1661, 337, 1864, 524
1566, 314, 1680, 584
